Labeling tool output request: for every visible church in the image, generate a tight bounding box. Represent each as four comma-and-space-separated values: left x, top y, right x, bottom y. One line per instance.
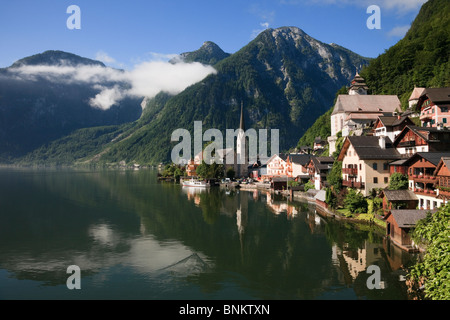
186, 103, 249, 178
328, 73, 402, 155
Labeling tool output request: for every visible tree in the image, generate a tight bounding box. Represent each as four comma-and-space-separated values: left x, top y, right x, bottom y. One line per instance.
325, 187, 337, 209
304, 180, 315, 192
226, 167, 235, 179
344, 189, 368, 214
408, 204, 450, 300
389, 172, 409, 190
328, 161, 342, 191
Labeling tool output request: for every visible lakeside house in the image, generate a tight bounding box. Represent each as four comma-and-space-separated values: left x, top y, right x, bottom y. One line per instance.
393, 125, 450, 156
307, 156, 334, 190
402, 152, 450, 210
417, 87, 450, 128
385, 209, 436, 252
337, 135, 401, 196
434, 157, 450, 205
373, 115, 414, 142
380, 189, 418, 215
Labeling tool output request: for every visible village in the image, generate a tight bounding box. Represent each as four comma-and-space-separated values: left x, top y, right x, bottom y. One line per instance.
175, 74, 450, 254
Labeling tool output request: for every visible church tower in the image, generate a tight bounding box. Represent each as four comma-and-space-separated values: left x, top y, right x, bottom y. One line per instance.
348, 73, 368, 95
236, 102, 248, 177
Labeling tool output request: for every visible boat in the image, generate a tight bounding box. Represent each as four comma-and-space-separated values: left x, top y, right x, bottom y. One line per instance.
182, 178, 210, 188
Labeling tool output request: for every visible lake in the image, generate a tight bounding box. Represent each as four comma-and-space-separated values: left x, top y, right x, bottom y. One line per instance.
0, 168, 417, 300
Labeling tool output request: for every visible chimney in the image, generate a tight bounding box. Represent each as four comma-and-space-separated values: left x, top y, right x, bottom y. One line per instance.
379, 135, 386, 149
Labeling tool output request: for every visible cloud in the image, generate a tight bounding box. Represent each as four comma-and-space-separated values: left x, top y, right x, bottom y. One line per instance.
9, 58, 217, 110
251, 22, 271, 39
95, 51, 116, 64
387, 25, 410, 37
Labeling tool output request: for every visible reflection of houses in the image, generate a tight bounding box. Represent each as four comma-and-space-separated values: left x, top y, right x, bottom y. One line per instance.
380, 189, 418, 215
265, 193, 298, 218
403, 152, 450, 210
393, 126, 450, 157
307, 156, 334, 190
434, 157, 450, 205
417, 87, 450, 128
338, 136, 400, 196
385, 209, 436, 252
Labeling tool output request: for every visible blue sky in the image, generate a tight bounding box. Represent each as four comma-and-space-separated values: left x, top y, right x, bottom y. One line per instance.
0, 0, 427, 69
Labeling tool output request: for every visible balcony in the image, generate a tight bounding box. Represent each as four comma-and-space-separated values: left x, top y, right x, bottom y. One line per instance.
414, 188, 437, 196
398, 140, 416, 147
343, 180, 365, 189
343, 168, 358, 175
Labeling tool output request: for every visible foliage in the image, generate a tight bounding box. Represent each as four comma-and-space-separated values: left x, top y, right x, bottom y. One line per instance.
196, 161, 224, 179
288, 180, 300, 187
162, 163, 185, 180
344, 189, 368, 214
304, 180, 315, 192
360, 0, 450, 109
408, 204, 450, 300
325, 187, 337, 209
226, 167, 235, 179
328, 161, 342, 191
388, 172, 409, 190
296, 86, 348, 150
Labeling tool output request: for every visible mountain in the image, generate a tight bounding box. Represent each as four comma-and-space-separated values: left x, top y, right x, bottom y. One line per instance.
94, 26, 369, 165
11, 27, 370, 166
297, 0, 450, 151
174, 41, 231, 65
0, 51, 142, 161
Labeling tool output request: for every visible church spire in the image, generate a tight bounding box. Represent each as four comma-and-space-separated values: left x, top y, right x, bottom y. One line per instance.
239, 101, 245, 131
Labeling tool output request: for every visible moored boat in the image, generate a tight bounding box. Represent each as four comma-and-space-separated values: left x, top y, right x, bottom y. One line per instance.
182, 178, 210, 188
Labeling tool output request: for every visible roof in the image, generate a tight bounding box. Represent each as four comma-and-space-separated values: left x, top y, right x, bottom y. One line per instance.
408, 87, 425, 101
393, 125, 450, 146
419, 87, 450, 104
345, 113, 384, 121
332, 95, 401, 115
402, 152, 450, 167
288, 154, 313, 166
376, 115, 414, 127
434, 157, 450, 177
382, 189, 418, 201
315, 189, 327, 202
388, 210, 436, 228
338, 136, 401, 161
310, 156, 334, 172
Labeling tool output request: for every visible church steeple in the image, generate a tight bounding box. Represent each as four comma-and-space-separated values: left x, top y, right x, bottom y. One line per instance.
348, 72, 368, 95
239, 101, 245, 131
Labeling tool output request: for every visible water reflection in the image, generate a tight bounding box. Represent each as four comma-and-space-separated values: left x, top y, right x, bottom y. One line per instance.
0, 168, 416, 299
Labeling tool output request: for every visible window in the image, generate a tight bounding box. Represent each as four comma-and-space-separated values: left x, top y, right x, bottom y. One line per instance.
373, 177, 378, 184
373, 163, 378, 170
359, 164, 362, 170
441, 107, 448, 113
384, 177, 389, 184
444, 118, 447, 124
383, 163, 388, 171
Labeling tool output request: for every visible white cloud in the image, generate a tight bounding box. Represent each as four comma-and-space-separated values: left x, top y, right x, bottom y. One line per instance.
9, 58, 217, 110
251, 22, 271, 39
387, 25, 410, 37
95, 51, 116, 64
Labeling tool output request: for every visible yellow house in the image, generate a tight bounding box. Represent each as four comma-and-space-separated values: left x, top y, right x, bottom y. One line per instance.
337, 136, 401, 196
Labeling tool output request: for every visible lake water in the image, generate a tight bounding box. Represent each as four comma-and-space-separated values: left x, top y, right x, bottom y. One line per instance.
0, 168, 417, 300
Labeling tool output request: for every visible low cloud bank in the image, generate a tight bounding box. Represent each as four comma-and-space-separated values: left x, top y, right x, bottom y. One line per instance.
9, 59, 217, 110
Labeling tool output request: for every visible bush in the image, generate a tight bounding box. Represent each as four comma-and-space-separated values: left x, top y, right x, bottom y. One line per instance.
344, 188, 368, 214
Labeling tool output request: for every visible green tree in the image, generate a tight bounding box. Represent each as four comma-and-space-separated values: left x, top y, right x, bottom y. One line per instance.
389, 172, 409, 190
325, 187, 337, 209
304, 180, 315, 192
344, 189, 368, 214
409, 204, 450, 300
226, 167, 235, 179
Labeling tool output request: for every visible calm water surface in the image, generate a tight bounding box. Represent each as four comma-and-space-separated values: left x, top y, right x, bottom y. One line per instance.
0, 168, 417, 300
